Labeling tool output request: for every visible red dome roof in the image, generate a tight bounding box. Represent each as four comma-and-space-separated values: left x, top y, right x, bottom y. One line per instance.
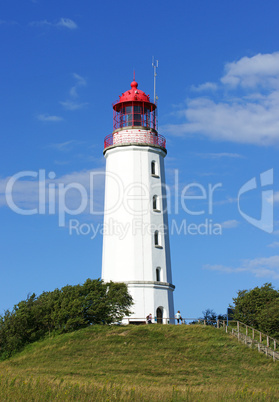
116, 81, 152, 104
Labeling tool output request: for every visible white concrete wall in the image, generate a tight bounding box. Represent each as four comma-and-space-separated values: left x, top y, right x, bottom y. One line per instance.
125, 283, 175, 324
102, 135, 174, 322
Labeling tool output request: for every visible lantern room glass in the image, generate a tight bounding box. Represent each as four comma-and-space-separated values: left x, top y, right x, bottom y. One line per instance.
113, 102, 157, 131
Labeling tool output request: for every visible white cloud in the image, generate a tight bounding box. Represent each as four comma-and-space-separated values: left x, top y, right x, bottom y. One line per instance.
69, 73, 86, 98
220, 219, 239, 229
163, 52, 279, 146
60, 73, 88, 110
196, 152, 244, 159
268, 242, 279, 248
204, 255, 279, 279
57, 18, 77, 29
0, 169, 105, 216
38, 74, 87, 119
47, 140, 85, 152
30, 20, 52, 27
221, 52, 279, 88
37, 114, 63, 122
267, 191, 279, 205
30, 18, 77, 29
163, 94, 279, 145
191, 82, 218, 92
214, 197, 238, 206
60, 101, 88, 110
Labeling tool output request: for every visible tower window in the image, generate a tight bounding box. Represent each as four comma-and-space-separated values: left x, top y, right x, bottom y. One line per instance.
154, 231, 162, 248
154, 230, 159, 246
151, 160, 159, 177
156, 267, 161, 282
134, 105, 143, 126
153, 195, 160, 211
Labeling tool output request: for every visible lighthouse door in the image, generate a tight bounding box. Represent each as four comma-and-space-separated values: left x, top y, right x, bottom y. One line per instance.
156, 307, 163, 324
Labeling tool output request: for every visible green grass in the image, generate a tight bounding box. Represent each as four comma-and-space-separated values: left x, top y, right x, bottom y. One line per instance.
1, 324, 279, 400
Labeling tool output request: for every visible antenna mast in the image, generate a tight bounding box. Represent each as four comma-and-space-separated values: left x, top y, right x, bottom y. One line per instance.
152, 57, 159, 104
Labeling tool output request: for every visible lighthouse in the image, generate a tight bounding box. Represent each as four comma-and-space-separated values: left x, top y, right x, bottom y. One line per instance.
102, 79, 175, 324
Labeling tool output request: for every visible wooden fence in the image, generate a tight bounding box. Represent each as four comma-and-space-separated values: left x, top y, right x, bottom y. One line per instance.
218, 320, 279, 362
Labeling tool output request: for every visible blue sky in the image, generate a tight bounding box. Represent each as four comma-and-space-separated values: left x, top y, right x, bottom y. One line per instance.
1, 0, 279, 318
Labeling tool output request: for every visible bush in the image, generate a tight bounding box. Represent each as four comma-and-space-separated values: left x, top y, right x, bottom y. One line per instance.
0, 279, 133, 359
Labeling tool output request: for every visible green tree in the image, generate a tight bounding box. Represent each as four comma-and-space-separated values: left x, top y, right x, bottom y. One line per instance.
0, 279, 133, 359
257, 298, 279, 339
231, 283, 279, 337
202, 309, 217, 325
201, 309, 226, 326
105, 281, 134, 323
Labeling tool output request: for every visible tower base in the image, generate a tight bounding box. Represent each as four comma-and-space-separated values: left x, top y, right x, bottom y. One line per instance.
122, 281, 175, 325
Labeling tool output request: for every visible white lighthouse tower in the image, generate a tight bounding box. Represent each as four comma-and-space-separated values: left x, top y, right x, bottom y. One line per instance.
102, 79, 175, 324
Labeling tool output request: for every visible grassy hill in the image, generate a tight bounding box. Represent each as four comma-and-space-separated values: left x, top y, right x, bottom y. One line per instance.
0, 324, 279, 401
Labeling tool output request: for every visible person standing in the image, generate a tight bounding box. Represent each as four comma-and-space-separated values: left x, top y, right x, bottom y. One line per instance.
146, 313, 152, 324
175, 310, 182, 324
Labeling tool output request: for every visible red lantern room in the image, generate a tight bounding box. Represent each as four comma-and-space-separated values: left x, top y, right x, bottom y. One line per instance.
112, 80, 157, 132
104, 80, 166, 152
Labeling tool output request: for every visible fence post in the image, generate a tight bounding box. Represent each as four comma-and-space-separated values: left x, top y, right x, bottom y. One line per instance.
204, 320, 206, 326
237, 321, 240, 333
246, 326, 248, 336
274, 340, 276, 351
252, 329, 254, 339
217, 320, 219, 329
267, 336, 269, 348
260, 332, 262, 343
